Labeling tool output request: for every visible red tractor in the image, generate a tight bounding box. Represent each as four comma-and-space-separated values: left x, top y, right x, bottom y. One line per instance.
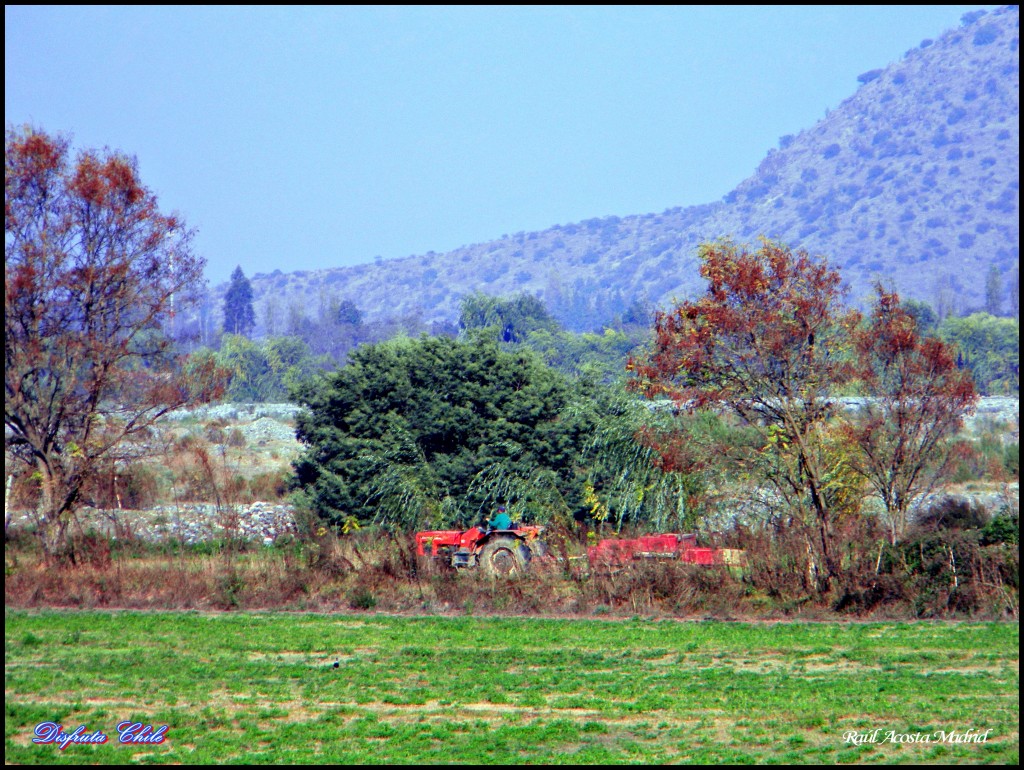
415, 524, 547, 575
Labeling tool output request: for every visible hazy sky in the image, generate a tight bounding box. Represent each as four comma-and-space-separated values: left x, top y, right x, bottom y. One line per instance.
5, 5, 998, 286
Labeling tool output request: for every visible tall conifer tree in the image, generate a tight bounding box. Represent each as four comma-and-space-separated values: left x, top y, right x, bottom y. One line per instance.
224, 265, 255, 336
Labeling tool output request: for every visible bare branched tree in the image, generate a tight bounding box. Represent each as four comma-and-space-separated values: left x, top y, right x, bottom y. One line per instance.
5, 127, 225, 555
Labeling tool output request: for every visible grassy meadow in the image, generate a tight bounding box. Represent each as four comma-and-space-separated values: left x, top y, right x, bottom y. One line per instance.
4, 611, 1019, 764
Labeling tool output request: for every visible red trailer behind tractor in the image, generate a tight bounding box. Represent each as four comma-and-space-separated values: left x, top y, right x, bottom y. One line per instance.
586, 532, 740, 571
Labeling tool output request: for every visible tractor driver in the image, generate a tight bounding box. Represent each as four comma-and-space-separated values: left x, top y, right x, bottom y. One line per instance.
487, 505, 512, 531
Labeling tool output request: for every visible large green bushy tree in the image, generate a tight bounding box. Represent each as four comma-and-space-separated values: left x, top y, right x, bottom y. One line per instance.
290, 333, 593, 530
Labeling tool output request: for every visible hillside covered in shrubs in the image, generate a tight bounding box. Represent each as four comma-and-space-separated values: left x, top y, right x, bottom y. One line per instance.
204, 6, 1019, 335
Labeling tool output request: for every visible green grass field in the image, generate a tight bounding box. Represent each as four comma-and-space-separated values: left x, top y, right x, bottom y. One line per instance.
4, 611, 1019, 764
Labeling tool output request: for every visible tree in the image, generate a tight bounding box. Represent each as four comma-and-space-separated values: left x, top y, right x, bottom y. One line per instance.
215, 334, 276, 402
291, 334, 592, 531
938, 312, 1020, 395
335, 299, 363, 327
223, 265, 255, 336
846, 287, 979, 544
5, 127, 224, 554
900, 298, 938, 336
459, 291, 559, 343
576, 389, 732, 534
984, 264, 1003, 316
526, 327, 645, 384
210, 334, 330, 402
627, 238, 860, 590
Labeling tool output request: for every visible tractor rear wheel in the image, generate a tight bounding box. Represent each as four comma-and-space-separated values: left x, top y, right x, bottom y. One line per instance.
478, 537, 530, 576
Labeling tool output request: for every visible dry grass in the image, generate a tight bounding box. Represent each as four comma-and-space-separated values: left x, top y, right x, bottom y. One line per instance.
4, 530, 1015, 621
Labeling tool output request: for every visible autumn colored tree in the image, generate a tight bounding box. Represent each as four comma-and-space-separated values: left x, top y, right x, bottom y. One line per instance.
628, 238, 860, 590
846, 286, 978, 544
223, 265, 255, 336
5, 127, 224, 555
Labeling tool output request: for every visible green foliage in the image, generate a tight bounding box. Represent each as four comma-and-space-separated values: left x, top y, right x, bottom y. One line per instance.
335, 299, 364, 327
980, 507, 1019, 546
362, 430, 457, 532
874, 496, 1020, 614
985, 264, 1005, 315
901, 297, 938, 335
223, 265, 255, 337
458, 291, 559, 343
291, 334, 593, 529
525, 327, 650, 384
573, 392, 734, 534
939, 313, 1019, 394
205, 335, 331, 402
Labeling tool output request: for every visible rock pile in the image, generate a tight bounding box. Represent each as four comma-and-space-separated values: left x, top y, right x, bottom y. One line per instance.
7, 502, 299, 546
240, 417, 299, 445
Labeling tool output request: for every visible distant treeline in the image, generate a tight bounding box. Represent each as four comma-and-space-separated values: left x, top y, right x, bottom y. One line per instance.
186, 285, 1017, 402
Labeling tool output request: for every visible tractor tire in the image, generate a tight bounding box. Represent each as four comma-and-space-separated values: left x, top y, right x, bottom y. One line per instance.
529, 539, 550, 560
478, 537, 531, 576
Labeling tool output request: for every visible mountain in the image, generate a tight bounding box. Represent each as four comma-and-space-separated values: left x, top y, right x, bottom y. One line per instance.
215, 6, 1018, 336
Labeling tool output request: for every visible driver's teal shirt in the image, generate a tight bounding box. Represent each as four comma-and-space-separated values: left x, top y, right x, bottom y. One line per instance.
489, 512, 512, 530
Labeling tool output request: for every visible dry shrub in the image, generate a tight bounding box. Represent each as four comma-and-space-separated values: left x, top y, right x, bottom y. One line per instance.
5, 503, 1017, 618
246, 470, 290, 501
580, 559, 744, 616
205, 424, 228, 444
426, 566, 463, 609
832, 574, 907, 615
7, 470, 41, 510
830, 516, 907, 616
117, 466, 162, 509
305, 528, 356, 578
736, 522, 815, 601
170, 442, 222, 502
56, 532, 113, 570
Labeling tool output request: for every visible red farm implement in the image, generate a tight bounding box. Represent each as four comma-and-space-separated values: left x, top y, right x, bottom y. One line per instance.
586, 533, 742, 571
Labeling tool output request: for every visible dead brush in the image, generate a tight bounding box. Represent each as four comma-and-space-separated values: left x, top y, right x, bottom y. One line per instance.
738, 524, 817, 600
678, 564, 748, 616
306, 528, 356, 577
584, 562, 657, 612
486, 562, 566, 615
56, 532, 113, 571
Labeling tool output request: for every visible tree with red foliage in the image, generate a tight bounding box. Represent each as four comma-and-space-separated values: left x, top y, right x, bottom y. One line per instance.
846, 286, 978, 544
5, 127, 224, 555
628, 239, 860, 591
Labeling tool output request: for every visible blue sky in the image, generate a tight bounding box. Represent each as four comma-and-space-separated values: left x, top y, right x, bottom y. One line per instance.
5, 5, 997, 286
